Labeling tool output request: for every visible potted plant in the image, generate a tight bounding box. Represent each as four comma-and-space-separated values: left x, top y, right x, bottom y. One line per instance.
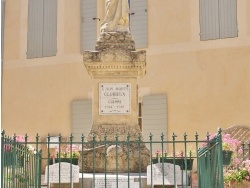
50, 144, 80, 165
221, 134, 241, 166
203, 133, 241, 166
161, 150, 194, 170
151, 150, 160, 164
152, 149, 194, 170
224, 163, 250, 187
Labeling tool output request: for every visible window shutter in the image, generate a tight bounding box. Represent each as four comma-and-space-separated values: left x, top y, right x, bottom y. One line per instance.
81, 0, 97, 51
27, 0, 57, 58
71, 100, 92, 142
199, 0, 220, 40
42, 0, 57, 57
1, 0, 6, 55
219, 0, 238, 39
130, 0, 148, 48
142, 95, 167, 152
27, 0, 44, 58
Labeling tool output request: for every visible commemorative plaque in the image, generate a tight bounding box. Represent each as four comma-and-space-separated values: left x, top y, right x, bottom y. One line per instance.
99, 83, 131, 115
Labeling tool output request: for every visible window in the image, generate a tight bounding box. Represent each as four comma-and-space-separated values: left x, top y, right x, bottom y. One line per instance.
199, 0, 238, 40
27, 0, 57, 58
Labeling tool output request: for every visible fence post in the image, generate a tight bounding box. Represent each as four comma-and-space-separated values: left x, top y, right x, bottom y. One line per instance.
160, 132, 165, 187
172, 132, 177, 187
195, 132, 199, 187
217, 128, 224, 188
149, 133, 153, 188
138, 133, 142, 188
127, 133, 130, 188
36, 150, 42, 188
1, 130, 4, 188
81, 133, 85, 188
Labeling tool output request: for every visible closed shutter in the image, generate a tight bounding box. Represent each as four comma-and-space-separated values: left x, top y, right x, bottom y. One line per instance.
199, 0, 220, 40
1, 0, 6, 56
81, 0, 97, 51
142, 95, 167, 152
130, 0, 148, 48
71, 100, 92, 142
27, 0, 44, 58
27, 0, 57, 58
42, 0, 57, 57
219, 0, 238, 39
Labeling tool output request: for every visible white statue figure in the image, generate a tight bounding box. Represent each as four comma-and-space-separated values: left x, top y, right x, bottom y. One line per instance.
101, 0, 129, 32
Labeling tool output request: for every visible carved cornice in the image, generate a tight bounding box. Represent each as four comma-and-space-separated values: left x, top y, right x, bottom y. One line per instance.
84, 61, 146, 78
83, 31, 146, 78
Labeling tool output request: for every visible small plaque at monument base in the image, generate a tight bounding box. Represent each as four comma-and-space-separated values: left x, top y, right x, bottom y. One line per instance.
99, 83, 131, 115
147, 163, 187, 186
44, 162, 79, 183
95, 177, 139, 188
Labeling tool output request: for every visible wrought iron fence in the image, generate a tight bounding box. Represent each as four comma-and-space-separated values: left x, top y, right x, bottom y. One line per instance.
1, 129, 225, 188
1, 131, 42, 188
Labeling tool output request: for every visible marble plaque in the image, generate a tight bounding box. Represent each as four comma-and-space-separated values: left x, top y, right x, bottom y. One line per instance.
95, 177, 139, 188
147, 163, 185, 185
99, 83, 131, 115
44, 162, 79, 183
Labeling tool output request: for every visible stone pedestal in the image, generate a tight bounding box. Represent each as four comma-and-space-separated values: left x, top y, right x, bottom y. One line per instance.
82, 31, 149, 173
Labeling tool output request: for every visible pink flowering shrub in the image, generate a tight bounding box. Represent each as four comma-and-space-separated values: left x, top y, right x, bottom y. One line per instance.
202, 133, 241, 152
224, 159, 250, 187
243, 160, 250, 174
221, 134, 250, 187
15, 135, 36, 154
222, 134, 241, 152
4, 135, 35, 154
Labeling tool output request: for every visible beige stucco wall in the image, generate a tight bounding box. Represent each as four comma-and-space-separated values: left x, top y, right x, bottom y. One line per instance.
2, 0, 250, 141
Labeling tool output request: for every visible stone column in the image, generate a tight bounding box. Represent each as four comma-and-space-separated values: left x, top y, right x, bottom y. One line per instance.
83, 31, 149, 173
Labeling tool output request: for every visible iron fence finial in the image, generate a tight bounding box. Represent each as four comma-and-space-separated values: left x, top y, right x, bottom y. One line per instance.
184, 132, 187, 140
172, 132, 177, 141
81, 133, 85, 142
70, 133, 73, 142
58, 134, 61, 142
149, 132, 153, 141
161, 132, 164, 141
195, 132, 199, 140
36, 133, 39, 142
126, 133, 130, 141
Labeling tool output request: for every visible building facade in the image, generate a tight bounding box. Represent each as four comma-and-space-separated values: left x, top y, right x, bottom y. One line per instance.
2, 0, 250, 141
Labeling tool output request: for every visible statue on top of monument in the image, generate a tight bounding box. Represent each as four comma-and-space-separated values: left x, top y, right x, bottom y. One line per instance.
100, 0, 129, 32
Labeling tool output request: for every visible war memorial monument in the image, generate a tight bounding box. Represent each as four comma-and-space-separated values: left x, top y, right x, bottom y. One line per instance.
82, 0, 150, 173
